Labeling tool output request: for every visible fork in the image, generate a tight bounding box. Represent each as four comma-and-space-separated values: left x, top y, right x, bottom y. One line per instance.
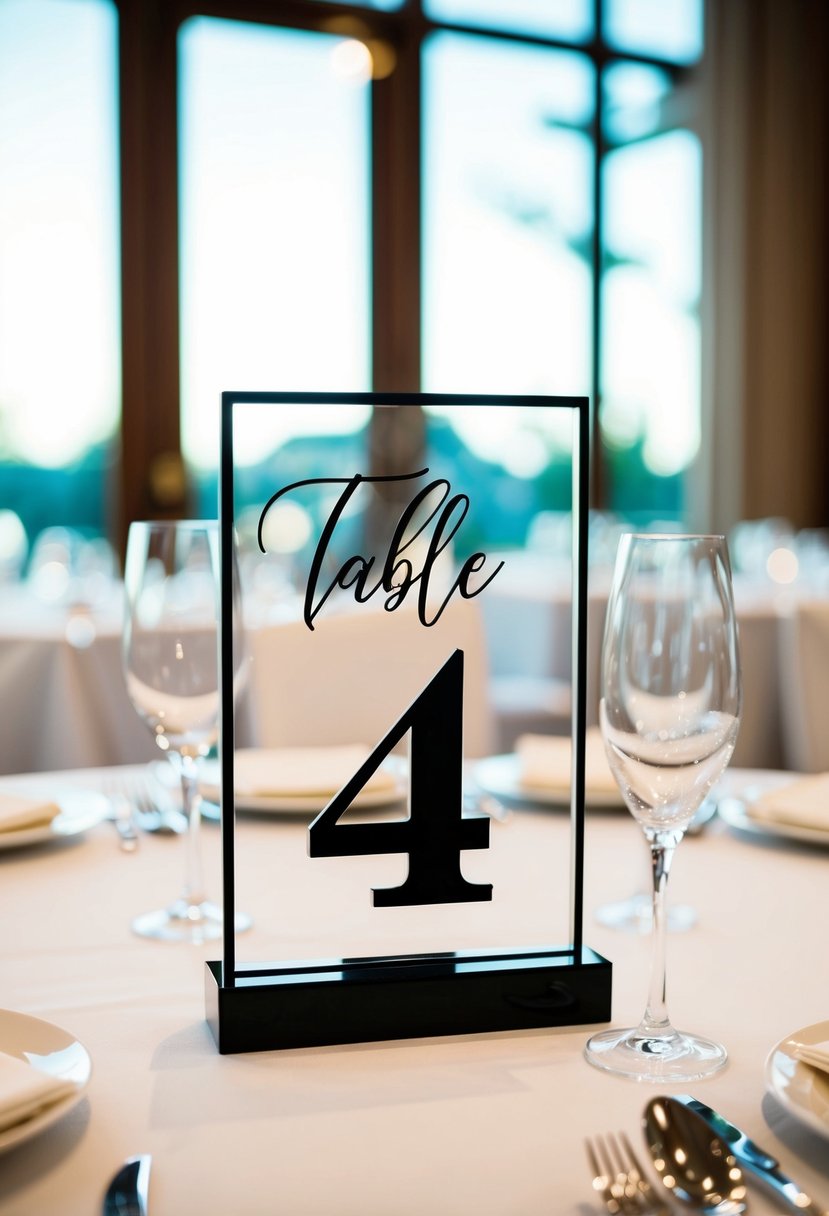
586, 1131, 671, 1216
102, 777, 140, 852
130, 774, 186, 835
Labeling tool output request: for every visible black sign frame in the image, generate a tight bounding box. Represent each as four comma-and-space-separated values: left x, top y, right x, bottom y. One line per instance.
205, 391, 611, 1053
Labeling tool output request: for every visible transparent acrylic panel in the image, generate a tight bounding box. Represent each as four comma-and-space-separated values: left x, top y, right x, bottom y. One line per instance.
226, 399, 581, 966
600, 130, 701, 524
422, 34, 594, 400
424, 0, 592, 42
604, 0, 703, 65
0, 0, 120, 551
178, 18, 371, 507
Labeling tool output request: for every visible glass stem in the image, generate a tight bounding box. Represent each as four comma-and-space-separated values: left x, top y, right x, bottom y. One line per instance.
639, 832, 678, 1037
180, 753, 205, 909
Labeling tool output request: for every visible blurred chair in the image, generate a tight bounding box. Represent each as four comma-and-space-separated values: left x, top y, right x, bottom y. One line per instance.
246, 594, 494, 758
778, 599, 829, 772
488, 586, 606, 752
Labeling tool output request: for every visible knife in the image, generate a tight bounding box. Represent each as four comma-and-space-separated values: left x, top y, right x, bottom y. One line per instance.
674, 1094, 827, 1215
102, 1154, 151, 1216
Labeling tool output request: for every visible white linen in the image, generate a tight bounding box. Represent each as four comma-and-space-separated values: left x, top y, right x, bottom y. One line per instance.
0, 791, 59, 833
794, 1042, 829, 1076
0, 763, 827, 1214
747, 772, 829, 831
516, 727, 618, 796
0, 1052, 75, 1133
232, 746, 399, 797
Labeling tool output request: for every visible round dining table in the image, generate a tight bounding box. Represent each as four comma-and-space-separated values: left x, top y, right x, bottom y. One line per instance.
0, 762, 827, 1215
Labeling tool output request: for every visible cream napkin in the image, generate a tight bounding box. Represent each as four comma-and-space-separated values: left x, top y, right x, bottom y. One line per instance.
747, 773, 829, 832
0, 1051, 76, 1133
793, 1040, 829, 1076
516, 728, 619, 798
0, 792, 59, 835
233, 746, 399, 799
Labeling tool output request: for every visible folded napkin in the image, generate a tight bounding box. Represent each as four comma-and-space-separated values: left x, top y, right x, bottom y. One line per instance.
516, 728, 619, 797
233, 746, 399, 799
793, 1040, 829, 1076
747, 773, 829, 832
0, 792, 59, 835
0, 1051, 76, 1133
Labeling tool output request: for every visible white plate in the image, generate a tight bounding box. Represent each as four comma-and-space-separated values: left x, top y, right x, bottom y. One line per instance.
199, 757, 408, 816
0, 791, 109, 852
474, 754, 624, 810
765, 1020, 829, 1142
718, 795, 829, 849
0, 1009, 92, 1154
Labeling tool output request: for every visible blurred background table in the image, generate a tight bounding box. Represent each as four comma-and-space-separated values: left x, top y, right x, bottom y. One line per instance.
2, 570, 828, 774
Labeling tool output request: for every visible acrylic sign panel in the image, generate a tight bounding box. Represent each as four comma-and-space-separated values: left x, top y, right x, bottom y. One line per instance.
220, 394, 588, 973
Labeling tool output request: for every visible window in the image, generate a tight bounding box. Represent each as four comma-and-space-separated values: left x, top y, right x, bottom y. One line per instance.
0, 0, 119, 556
178, 16, 372, 517
0, 0, 703, 555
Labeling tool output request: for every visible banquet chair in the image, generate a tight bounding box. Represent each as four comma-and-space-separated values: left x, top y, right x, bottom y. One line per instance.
777, 598, 829, 772
246, 594, 494, 758
487, 587, 606, 751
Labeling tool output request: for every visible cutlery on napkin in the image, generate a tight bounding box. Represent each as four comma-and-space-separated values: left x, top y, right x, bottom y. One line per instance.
746, 772, 829, 832
232, 745, 400, 798
0, 1050, 76, 1132
515, 727, 619, 798
0, 791, 59, 834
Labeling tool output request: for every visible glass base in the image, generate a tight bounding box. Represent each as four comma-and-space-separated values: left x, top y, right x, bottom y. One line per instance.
584, 1024, 727, 1082
595, 891, 697, 934
132, 898, 252, 944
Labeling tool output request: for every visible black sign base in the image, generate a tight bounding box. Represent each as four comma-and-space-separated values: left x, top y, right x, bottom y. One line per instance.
205, 946, 612, 1054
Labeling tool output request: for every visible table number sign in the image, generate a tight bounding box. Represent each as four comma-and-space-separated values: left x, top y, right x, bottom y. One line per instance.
205, 392, 611, 1053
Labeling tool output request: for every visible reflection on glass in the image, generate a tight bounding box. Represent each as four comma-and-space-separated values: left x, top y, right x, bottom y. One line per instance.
422, 33, 593, 403
600, 128, 701, 523
604, 0, 703, 65
178, 17, 371, 500
424, 0, 592, 42
0, 0, 120, 540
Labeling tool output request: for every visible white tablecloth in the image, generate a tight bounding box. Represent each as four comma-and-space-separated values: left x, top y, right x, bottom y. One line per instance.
0, 764, 827, 1215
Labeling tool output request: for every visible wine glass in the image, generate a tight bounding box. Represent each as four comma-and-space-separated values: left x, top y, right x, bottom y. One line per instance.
585, 534, 741, 1081
122, 520, 250, 943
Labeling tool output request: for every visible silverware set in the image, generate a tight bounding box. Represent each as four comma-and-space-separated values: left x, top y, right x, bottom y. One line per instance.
587, 1095, 827, 1215
587, 1130, 671, 1215
104, 773, 186, 850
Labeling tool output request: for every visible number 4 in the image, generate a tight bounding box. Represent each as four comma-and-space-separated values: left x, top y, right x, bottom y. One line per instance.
308, 650, 492, 907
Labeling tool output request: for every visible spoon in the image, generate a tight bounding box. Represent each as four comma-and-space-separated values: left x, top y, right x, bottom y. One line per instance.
643, 1095, 748, 1214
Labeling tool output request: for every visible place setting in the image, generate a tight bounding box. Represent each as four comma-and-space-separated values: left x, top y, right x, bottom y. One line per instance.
717, 772, 829, 850
0, 786, 109, 853
197, 744, 408, 818
0, 1009, 91, 1157
586, 1089, 829, 1215
474, 725, 625, 812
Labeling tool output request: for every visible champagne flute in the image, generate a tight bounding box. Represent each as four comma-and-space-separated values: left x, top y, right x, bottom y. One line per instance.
585, 534, 741, 1081
122, 520, 250, 943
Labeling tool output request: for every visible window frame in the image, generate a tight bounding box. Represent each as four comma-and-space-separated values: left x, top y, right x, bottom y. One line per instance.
114, 0, 698, 547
